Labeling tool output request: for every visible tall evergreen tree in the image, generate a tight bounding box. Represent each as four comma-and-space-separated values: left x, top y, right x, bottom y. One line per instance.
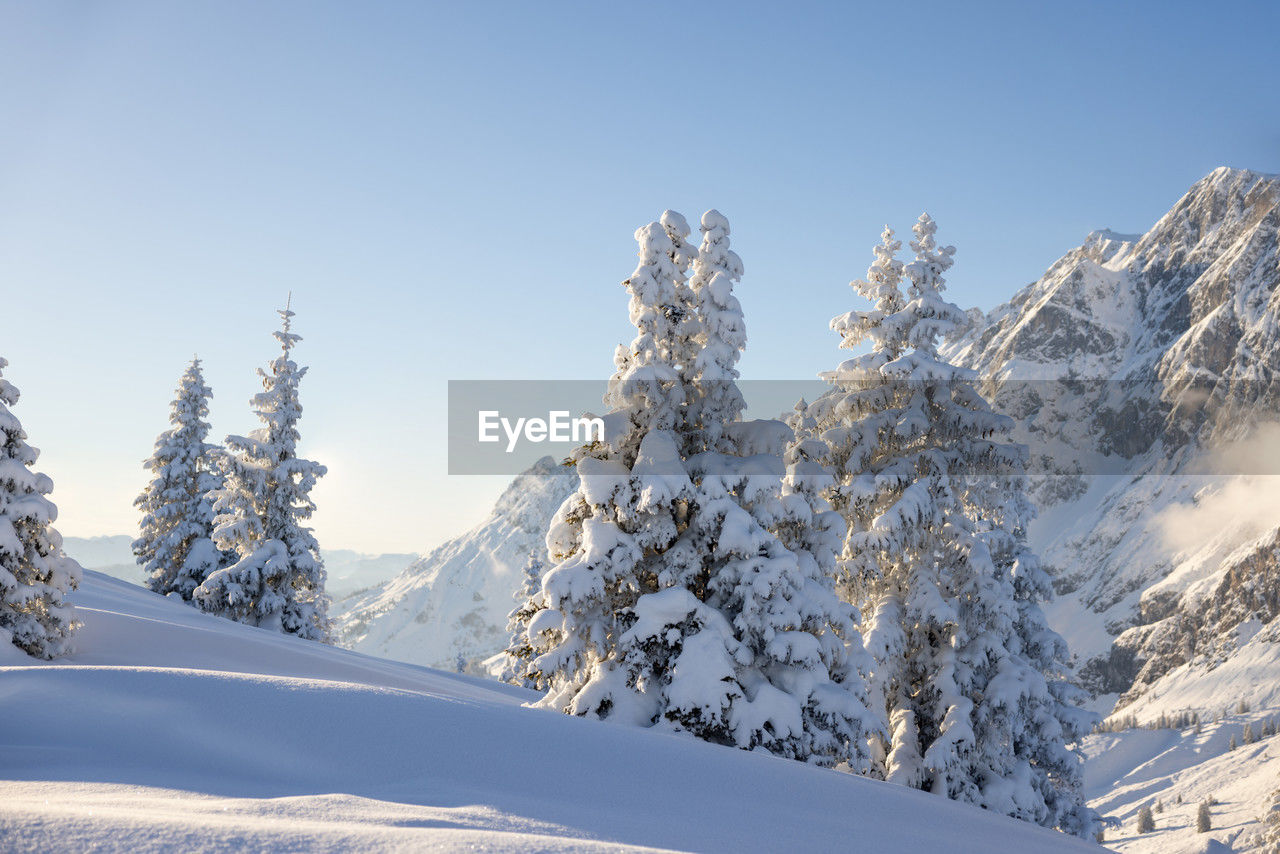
811, 215, 1096, 834
0, 357, 82, 658
133, 358, 227, 600
659, 209, 700, 382
522, 213, 878, 768
528, 218, 695, 710
195, 304, 330, 641
685, 209, 746, 456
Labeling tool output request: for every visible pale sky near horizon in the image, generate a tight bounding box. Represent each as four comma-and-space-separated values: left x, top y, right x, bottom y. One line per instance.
2, 1, 1278, 554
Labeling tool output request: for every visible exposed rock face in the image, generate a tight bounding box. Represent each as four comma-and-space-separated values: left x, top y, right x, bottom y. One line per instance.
943, 167, 1280, 707
1112, 526, 1280, 707
333, 456, 578, 669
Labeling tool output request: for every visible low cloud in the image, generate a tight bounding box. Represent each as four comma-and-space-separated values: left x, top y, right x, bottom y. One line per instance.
1157, 423, 1280, 557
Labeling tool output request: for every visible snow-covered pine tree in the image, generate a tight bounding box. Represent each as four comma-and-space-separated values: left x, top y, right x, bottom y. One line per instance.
981, 488, 1098, 835
772, 398, 882, 769
659, 209, 700, 382
684, 209, 746, 457
812, 215, 1095, 834
811, 224, 909, 607
664, 211, 878, 768
810, 222, 936, 779
194, 304, 330, 641
500, 553, 545, 689
0, 357, 82, 658
525, 212, 878, 768
528, 218, 693, 713
133, 358, 228, 600
1136, 804, 1155, 834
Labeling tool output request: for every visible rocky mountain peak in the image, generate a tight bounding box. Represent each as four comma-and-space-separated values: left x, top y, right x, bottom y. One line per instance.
941, 166, 1280, 711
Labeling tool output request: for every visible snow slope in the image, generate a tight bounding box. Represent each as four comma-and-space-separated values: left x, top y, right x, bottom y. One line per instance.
334, 456, 578, 669
0, 571, 1098, 853
1082, 716, 1280, 853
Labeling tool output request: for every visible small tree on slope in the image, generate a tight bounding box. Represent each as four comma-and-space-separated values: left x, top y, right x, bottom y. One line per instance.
195, 305, 330, 641
809, 215, 1096, 833
524, 213, 878, 768
133, 358, 228, 600
0, 358, 82, 658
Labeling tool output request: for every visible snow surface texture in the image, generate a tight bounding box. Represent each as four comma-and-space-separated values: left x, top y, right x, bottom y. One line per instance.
334, 455, 579, 670
0, 570, 1097, 853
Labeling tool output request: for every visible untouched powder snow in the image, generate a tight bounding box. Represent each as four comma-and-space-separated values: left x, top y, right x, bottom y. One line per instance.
0, 571, 1098, 852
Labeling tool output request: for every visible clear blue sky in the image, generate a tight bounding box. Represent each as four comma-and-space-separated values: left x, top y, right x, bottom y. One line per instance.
2, 1, 1277, 553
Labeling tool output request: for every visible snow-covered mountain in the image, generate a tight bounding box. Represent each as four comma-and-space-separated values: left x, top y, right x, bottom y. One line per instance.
943, 166, 1280, 705
2, 570, 1100, 852
939, 166, 1280, 848
333, 456, 578, 669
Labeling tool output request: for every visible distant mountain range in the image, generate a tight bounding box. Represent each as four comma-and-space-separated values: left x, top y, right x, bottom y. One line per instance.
62, 534, 415, 598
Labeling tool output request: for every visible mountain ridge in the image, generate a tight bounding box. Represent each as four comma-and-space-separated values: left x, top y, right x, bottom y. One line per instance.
334, 456, 578, 669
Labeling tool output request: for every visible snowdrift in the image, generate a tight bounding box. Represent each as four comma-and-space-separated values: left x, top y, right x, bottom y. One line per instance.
0, 571, 1097, 853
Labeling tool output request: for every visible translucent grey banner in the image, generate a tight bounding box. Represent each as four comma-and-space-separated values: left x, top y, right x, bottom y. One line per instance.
447, 379, 1280, 476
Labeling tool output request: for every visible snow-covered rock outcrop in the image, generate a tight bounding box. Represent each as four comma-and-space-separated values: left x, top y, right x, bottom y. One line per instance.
333, 456, 577, 669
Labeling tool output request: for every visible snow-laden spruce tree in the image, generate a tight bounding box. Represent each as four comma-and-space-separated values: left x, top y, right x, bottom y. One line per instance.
810, 215, 1095, 833
812, 225, 909, 608
0, 357, 82, 658
528, 217, 693, 711
972, 476, 1099, 835
524, 212, 878, 768
685, 209, 746, 456
770, 398, 882, 767
500, 554, 545, 689
194, 305, 330, 642
659, 210, 701, 380
133, 358, 228, 600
